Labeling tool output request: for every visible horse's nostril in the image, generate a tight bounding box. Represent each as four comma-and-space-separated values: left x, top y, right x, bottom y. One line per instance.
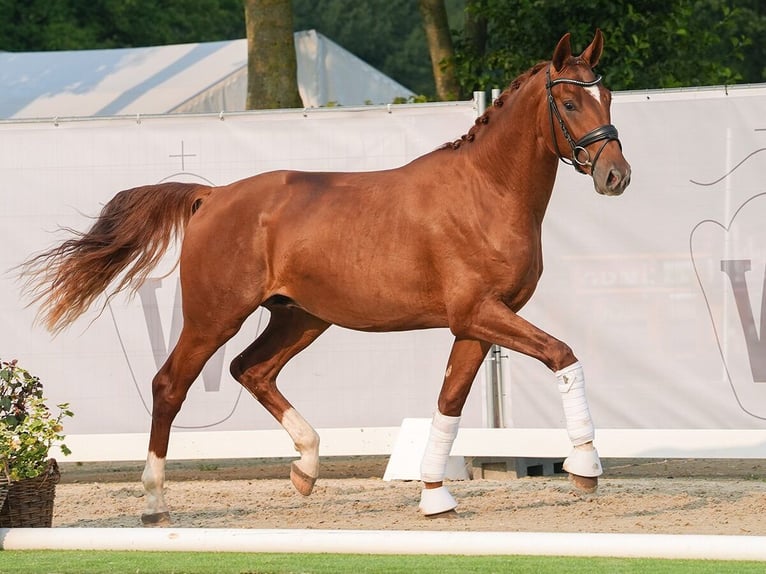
607, 169, 620, 189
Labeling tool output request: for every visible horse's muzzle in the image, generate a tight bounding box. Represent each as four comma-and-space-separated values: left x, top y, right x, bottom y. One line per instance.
595, 158, 631, 196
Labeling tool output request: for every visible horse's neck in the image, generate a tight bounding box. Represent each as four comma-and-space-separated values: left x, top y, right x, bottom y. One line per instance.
403, 74, 559, 225
461, 85, 559, 223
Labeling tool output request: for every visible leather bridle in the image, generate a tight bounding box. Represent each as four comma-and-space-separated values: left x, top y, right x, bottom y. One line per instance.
545, 64, 621, 174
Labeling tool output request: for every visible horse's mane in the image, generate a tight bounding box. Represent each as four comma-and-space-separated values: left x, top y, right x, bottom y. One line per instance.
441, 61, 548, 150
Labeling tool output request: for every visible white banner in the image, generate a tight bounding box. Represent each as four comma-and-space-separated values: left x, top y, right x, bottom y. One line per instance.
2, 84, 766, 449
509, 84, 766, 431
0, 105, 483, 434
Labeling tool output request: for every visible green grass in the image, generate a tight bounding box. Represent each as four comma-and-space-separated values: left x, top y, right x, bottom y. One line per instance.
0, 551, 765, 574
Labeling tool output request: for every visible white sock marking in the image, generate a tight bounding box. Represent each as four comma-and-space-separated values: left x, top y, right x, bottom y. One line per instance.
141, 452, 168, 515
282, 407, 320, 478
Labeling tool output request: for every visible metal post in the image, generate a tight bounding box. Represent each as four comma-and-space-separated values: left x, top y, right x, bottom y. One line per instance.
473, 90, 486, 116
491, 88, 501, 104
484, 344, 506, 428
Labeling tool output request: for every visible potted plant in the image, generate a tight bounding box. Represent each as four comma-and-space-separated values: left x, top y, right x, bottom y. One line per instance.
0, 358, 73, 527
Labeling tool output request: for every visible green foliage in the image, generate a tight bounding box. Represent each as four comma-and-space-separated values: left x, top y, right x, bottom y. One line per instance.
0, 359, 73, 481
0, 0, 762, 98
0, 0, 245, 51
293, 0, 436, 96
293, 0, 465, 98
452, 0, 766, 93
392, 94, 432, 104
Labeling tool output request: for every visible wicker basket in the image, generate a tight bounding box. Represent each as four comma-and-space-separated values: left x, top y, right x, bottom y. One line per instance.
0, 474, 8, 511
0, 458, 60, 528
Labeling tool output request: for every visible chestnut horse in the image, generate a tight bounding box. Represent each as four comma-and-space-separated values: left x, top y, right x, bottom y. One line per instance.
23, 30, 630, 523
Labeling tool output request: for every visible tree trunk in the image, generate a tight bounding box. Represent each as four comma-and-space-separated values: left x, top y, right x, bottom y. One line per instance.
418, 0, 460, 101
464, 0, 487, 64
458, 0, 488, 97
244, 0, 302, 110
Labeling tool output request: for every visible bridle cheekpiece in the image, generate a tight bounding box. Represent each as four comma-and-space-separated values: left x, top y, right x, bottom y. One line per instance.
545, 64, 621, 174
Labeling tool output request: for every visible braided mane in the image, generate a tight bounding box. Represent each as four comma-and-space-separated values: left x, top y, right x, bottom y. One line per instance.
441, 61, 548, 150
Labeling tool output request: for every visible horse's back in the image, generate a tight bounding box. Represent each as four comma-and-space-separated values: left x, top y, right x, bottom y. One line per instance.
202, 167, 429, 239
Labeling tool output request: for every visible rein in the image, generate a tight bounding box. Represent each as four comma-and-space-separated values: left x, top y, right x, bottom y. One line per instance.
545, 65, 621, 174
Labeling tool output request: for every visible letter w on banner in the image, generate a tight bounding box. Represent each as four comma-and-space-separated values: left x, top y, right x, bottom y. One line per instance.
692, 192, 766, 420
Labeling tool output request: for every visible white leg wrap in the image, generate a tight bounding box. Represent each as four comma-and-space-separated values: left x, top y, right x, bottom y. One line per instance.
420, 410, 461, 483
556, 362, 602, 477
556, 362, 595, 446
419, 486, 458, 515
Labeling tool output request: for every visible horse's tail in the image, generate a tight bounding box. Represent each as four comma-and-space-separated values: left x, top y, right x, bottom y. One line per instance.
21, 181, 213, 333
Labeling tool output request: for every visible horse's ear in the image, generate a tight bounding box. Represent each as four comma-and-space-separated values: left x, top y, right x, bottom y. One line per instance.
552, 33, 572, 71
580, 29, 604, 68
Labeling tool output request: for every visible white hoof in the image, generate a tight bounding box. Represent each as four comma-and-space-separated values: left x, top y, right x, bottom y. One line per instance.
419, 486, 458, 516
563, 446, 603, 477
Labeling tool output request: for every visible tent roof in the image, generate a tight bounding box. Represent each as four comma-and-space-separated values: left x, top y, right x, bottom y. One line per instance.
0, 30, 414, 119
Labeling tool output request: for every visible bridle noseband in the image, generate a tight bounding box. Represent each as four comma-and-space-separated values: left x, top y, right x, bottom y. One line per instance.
545, 64, 621, 174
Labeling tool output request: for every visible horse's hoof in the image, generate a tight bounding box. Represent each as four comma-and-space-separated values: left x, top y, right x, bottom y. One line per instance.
419, 485, 458, 516
141, 511, 171, 527
569, 473, 598, 494
425, 509, 459, 520
290, 461, 317, 496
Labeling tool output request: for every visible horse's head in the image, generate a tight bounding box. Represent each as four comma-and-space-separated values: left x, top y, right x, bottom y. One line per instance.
545, 30, 631, 196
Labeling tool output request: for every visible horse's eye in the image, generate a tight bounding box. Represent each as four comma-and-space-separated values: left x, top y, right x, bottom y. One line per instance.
563, 101, 576, 111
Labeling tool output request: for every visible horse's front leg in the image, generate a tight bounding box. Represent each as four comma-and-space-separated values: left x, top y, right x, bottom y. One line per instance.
450, 298, 602, 493
420, 338, 491, 516
555, 361, 602, 491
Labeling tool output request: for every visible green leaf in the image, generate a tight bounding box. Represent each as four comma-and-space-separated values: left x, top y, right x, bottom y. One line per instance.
2, 414, 18, 427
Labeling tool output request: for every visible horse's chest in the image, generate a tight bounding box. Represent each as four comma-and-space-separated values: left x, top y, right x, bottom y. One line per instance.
494, 247, 543, 309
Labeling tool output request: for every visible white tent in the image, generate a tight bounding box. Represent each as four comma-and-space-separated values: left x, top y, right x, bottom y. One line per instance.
0, 30, 414, 119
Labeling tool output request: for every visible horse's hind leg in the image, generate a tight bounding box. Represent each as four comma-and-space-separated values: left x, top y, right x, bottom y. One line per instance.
420, 338, 491, 516
141, 323, 238, 526
230, 305, 330, 496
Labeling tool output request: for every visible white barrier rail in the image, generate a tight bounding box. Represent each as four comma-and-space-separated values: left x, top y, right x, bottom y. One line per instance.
50, 425, 766, 463
2, 527, 766, 560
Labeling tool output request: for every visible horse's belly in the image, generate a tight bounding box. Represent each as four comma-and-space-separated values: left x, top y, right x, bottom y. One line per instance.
283, 270, 448, 332
322, 307, 447, 332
